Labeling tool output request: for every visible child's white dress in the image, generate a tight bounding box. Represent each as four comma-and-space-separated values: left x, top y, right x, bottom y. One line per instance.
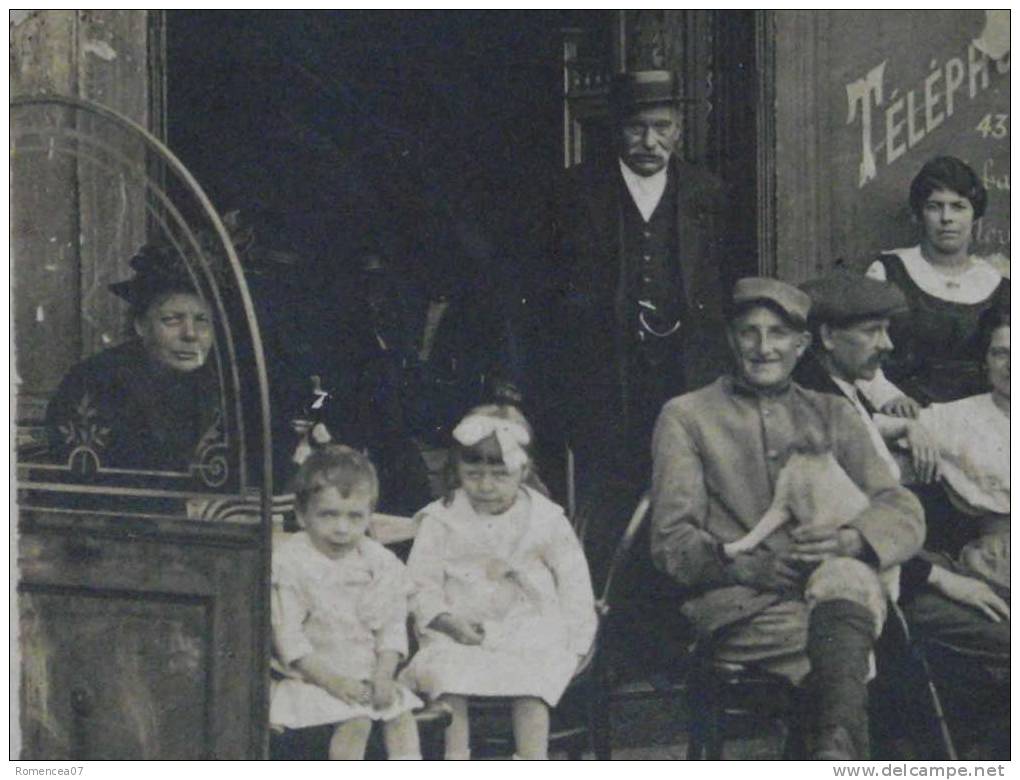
400, 487, 596, 706
270, 532, 422, 729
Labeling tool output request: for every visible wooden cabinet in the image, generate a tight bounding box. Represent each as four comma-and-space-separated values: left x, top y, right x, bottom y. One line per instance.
17, 512, 268, 759
13, 17, 273, 758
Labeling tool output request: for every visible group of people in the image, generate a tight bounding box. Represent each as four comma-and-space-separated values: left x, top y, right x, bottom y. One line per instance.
270, 409, 595, 760
39, 69, 1008, 761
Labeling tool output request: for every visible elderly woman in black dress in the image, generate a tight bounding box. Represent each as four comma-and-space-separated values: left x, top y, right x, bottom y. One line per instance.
861, 156, 1009, 415
45, 244, 220, 474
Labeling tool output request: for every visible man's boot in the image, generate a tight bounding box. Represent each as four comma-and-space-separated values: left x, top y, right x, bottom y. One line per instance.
805, 598, 876, 760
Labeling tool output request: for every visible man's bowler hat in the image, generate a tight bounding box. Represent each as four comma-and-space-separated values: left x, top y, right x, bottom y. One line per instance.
610, 70, 683, 112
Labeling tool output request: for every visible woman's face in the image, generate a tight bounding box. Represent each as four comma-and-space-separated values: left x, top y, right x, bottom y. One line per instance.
919, 188, 975, 257
987, 325, 1009, 400
135, 292, 213, 372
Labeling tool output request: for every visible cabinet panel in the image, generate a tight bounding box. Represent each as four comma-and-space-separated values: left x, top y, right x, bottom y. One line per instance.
17, 516, 267, 759
19, 587, 212, 759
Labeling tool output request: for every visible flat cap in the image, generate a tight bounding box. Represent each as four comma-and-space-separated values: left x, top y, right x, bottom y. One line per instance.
800, 270, 908, 325
731, 276, 812, 324
610, 70, 681, 111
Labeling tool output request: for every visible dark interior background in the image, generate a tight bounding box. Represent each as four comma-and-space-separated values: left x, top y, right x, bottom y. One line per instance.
165, 11, 758, 484
167, 10, 613, 296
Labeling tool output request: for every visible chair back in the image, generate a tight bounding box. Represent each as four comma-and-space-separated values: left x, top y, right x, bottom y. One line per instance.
595, 493, 651, 614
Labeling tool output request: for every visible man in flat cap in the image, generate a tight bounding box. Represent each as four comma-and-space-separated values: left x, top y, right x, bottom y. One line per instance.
539, 69, 729, 535
799, 270, 1009, 756
795, 270, 915, 480
650, 277, 924, 759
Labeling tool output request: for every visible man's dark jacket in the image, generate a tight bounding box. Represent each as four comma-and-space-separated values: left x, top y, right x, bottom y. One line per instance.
541, 156, 731, 453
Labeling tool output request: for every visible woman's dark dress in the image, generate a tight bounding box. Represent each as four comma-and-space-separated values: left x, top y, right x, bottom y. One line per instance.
874, 252, 1009, 404
45, 339, 220, 474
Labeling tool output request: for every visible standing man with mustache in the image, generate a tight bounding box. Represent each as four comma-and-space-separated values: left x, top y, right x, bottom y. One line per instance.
540, 71, 729, 545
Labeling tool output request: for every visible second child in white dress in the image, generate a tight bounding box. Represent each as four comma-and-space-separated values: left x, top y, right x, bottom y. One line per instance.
401, 405, 597, 759
271, 445, 422, 759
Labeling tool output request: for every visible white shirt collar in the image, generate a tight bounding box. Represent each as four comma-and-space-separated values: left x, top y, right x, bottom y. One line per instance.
880, 246, 1002, 304
619, 159, 668, 222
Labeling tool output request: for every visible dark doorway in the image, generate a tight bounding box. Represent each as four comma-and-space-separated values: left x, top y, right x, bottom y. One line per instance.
709, 10, 762, 290
166, 11, 618, 495
166, 10, 613, 290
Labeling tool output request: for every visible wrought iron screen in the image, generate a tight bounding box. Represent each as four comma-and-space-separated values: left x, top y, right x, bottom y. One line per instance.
12, 95, 273, 523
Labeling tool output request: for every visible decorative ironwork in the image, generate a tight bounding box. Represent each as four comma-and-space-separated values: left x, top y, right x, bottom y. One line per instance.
565, 60, 613, 98
193, 414, 229, 489
11, 95, 273, 524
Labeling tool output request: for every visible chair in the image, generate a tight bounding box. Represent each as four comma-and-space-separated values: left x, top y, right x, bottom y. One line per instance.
686, 600, 961, 761
585, 490, 793, 759
586, 492, 726, 759
684, 640, 804, 760
586, 493, 661, 759
873, 602, 957, 760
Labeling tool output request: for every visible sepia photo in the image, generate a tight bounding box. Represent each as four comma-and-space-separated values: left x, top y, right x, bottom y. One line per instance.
10, 10, 1010, 761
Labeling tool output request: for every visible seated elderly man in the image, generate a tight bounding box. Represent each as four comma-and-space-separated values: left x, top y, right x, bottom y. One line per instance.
796, 271, 1009, 757
650, 277, 924, 760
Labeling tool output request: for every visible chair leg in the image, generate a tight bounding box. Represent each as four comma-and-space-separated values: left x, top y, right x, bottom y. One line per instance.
704, 694, 724, 760
686, 666, 723, 760
685, 669, 705, 759
589, 658, 613, 760
686, 725, 704, 760
782, 688, 808, 760
591, 706, 612, 760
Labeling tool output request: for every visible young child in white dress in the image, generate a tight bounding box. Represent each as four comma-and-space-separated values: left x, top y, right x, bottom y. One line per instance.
401, 405, 597, 760
270, 445, 422, 759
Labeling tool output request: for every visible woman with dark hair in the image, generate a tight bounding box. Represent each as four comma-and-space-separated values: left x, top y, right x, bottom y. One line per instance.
45, 244, 220, 473
861, 156, 1009, 412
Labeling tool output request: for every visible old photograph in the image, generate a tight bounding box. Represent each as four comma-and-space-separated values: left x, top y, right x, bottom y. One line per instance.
10, 10, 1010, 761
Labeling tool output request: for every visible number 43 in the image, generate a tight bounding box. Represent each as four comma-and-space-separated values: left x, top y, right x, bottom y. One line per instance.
976, 113, 1009, 139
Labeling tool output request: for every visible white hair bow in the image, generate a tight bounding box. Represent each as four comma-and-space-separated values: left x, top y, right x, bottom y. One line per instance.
452, 414, 531, 471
